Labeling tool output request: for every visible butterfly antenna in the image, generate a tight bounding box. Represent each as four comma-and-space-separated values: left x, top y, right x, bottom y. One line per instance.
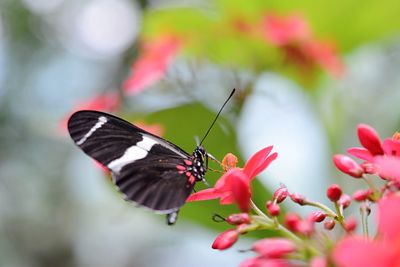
199, 88, 235, 146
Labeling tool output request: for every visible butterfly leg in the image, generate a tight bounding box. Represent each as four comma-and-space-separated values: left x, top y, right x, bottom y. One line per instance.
166, 210, 180, 225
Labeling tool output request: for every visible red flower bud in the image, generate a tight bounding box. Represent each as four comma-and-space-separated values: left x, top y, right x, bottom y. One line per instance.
284, 213, 301, 231
327, 184, 342, 202
352, 190, 369, 202
339, 194, 351, 209
357, 124, 384, 155
266, 201, 280, 216
253, 238, 296, 258
308, 211, 326, 223
344, 217, 357, 232
324, 220, 336, 230
290, 192, 306, 205
226, 213, 251, 225
273, 186, 288, 203
212, 229, 239, 250
333, 154, 364, 178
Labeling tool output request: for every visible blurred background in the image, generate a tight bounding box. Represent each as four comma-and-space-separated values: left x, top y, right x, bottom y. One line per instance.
1, 0, 400, 266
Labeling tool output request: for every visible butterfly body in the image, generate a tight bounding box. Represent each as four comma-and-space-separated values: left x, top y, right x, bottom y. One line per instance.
68, 110, 208, 224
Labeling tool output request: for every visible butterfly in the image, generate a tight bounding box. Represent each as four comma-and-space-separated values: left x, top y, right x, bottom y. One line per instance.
67, 89, 235, 225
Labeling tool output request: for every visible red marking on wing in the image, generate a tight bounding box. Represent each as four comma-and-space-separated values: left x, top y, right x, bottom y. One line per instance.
176, 165, 186, 171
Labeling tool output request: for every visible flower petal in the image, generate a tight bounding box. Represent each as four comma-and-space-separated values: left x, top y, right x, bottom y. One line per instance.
220, 194, 235, 205
378, 194, 400, 242
357, 124, 384, 155
229, 169, 251, 212
243, 146, 277, 179
375, 156, 400, 182
347, 147, 374, 162
186, 188, 221, 202
382, 138, 400, 157
123, 35, 180, 95
333, 237, 396, 267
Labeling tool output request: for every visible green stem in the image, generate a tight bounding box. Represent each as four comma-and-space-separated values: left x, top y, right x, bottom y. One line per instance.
250, 199, 301, 243
362, 176, 380, 200
304, 200, 337, 218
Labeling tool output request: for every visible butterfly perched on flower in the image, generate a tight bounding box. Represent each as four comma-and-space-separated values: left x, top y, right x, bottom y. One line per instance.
67, 90, 235, 224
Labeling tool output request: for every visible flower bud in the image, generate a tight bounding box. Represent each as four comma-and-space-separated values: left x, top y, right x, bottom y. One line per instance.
333, 155, 363, 178
324, 220, 335, 230
253, 238, 296, 258
212, 229, 239, 250
352, 190, 368, 202
344, 217, 357, 232
290, 192, 306, 205
357, 124, 384, 155
308, 211, 326, 223
339, 194, 351, 209
327, 184, 342, 202
226, 213, 251, 225
284, 213, 301, 231
273, 186, 288, 203
266, 201, 280, 216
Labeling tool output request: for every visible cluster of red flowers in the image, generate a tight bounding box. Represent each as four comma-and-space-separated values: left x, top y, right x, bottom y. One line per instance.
188, 124, 400, 267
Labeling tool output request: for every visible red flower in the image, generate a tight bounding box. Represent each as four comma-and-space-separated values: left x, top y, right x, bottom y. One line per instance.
187, 146, 278, 212
259, 13, 344, 78
333, 194, 400, 267
345, 124, 400, 181
123, 35, 181, 95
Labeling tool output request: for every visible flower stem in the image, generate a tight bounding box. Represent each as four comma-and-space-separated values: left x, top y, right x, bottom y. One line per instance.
250, 199, 302, 243
362, 176, 380, 200
304, 200, 337, 218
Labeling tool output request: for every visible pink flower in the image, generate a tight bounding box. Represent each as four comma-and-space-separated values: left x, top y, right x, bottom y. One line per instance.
333, 194, 400, 267
187, 146, 278, 212
123, 35, 181, 95
345, 124, 400, 181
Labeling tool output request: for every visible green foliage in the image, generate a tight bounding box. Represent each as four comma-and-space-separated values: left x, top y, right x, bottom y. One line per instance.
141, 0, 400, 84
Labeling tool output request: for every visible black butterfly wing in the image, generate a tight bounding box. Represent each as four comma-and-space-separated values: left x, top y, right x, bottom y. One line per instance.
67, 110, 194, 213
